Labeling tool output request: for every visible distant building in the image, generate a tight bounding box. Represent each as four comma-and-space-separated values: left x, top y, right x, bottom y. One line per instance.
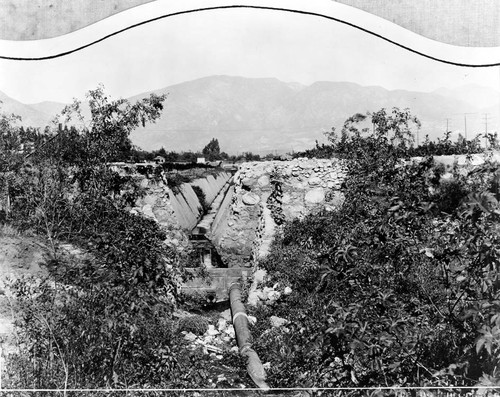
197, 157, 206, 164
207, 160, 222, 168
154, 156, 165, 164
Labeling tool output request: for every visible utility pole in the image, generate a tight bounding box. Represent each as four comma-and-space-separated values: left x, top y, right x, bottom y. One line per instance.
463, 113, 475, 140
445, 118, 451, 132
451, 113, 475, 140
483, 113, 490, 148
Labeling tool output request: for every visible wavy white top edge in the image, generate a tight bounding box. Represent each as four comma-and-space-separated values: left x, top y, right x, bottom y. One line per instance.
0, 0, 499, 65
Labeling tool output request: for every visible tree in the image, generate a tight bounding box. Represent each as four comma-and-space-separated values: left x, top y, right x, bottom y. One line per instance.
48, 85, 167, 194
202, 138, 221, 161
58, 84, 166, 164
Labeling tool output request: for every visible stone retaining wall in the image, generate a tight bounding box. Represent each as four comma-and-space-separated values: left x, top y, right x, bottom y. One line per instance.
214, 158, 347, 268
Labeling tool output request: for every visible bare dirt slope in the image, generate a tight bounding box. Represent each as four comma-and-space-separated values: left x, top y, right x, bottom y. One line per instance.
0, 232, 48, 336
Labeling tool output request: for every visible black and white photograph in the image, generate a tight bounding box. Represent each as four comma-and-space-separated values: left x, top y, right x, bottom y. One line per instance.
0, 1, 499, 395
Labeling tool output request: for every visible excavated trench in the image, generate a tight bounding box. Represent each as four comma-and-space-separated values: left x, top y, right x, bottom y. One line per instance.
182, 174, 270, 390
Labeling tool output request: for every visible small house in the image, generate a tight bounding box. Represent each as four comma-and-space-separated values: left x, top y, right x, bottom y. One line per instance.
154, 156, 165, 164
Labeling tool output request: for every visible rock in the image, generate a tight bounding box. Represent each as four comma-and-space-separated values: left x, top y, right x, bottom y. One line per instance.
143, 194, 157, 205
142, 204, 156, 219
270, 316, 289, 328
153, 208, 172, 223
257, 175, 270, 187
220, 309, 232, 322
184, 332, 197, 342
263, 362, 271, 370
257, 290, 268, 301
206, 324, 220, 336
281, 193, 291, 204
284, 286, 293, 295
441, 172, 454, 181
205, 344, 223, 353
305, 188, 325, 204
225, 325, 235, 338
327, 191, 345, 207
247, 315, 257, 325
308, 177, 322, 186
267, 290, 281, 302
217, 318, 227, 331
242, 192, 260, 205
241, 177, 257, 189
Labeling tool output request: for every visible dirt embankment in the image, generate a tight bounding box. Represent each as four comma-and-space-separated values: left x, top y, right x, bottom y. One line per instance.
0, 232, 49, 335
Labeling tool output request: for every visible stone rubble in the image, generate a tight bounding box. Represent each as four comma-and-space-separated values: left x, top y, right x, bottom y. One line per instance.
181, 313, 238, 358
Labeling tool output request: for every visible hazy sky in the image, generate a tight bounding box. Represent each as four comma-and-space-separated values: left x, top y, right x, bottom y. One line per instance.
0, 6, 499, 104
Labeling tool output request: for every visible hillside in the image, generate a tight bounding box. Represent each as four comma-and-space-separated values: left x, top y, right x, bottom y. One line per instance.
130, 77, 495, 153
1, 75, 498, 154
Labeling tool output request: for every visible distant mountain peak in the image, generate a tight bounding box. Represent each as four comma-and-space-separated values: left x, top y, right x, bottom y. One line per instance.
1, 75, 498, 154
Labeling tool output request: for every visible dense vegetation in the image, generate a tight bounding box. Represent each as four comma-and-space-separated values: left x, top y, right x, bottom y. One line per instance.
0, 88, 245, 390
2, 94, 499, 392
294, 110, 497, 159
130, 138, 263, 163
252, 108, 500, 389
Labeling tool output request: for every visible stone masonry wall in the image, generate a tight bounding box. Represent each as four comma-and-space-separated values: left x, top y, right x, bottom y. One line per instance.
213, 158, 347, 268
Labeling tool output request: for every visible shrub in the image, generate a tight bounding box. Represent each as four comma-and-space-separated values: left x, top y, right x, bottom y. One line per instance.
192, 185, 209, 213
253, 108, 500, 389
178, 315, 210, 335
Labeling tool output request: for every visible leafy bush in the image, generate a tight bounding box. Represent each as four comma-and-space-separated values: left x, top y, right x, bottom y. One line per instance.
0, 88, 224, 389
178, 315, 210, 335
253, 108, 500, 389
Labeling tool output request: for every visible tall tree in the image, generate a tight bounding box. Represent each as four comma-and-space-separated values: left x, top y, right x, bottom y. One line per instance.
58, 84, 166, 164
202, 138, 221, 160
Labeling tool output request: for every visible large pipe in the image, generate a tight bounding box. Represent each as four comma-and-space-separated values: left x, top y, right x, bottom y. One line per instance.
228, 282, 269, 390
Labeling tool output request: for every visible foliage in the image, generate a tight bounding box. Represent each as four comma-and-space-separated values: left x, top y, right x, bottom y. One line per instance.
294, 108, 485, 159
56, 84, 166, 164
409, 131, 483, 156
192, 185, 209, 213
177, 315, 210, 336
202, 138, 221, 161
166, 173, 192, 193
0, 87, 226, 389
254, 107, 500, 389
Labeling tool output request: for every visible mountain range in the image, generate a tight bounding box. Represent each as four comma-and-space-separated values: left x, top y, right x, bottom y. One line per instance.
1, 75, 499, 154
